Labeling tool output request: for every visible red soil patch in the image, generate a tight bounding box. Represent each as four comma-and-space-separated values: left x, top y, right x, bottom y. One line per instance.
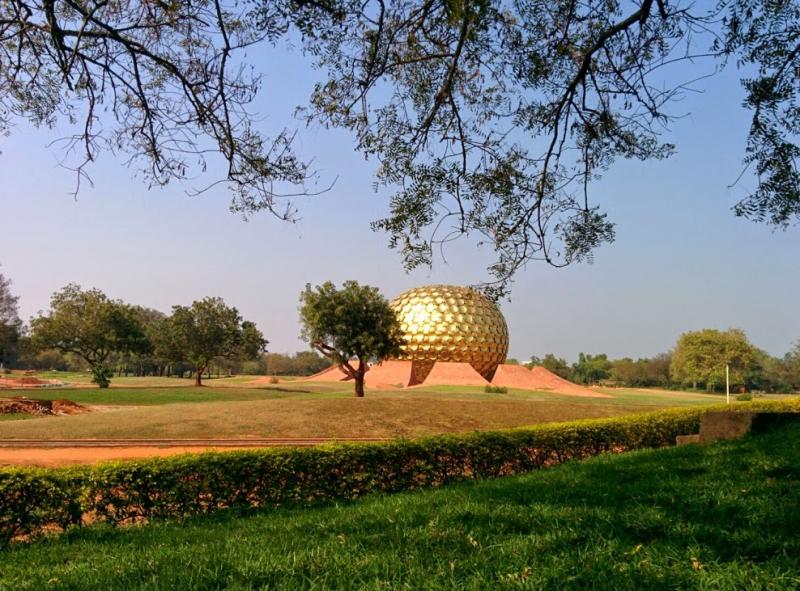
0, 376, 64, 389
0, 397, 90, 416
51, 399, 88, 415
0, 447, 255, 467
417, 362, 489, 387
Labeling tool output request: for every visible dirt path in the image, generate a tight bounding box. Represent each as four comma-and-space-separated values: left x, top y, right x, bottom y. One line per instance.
0, 438, 390, 467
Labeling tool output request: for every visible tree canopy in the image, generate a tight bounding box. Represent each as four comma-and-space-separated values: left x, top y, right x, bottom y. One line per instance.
158, 297, 267, 386
670, 328, 763, 391
1, 0, 797, 294
30, 284, 149, 386
299, 281, 404, 397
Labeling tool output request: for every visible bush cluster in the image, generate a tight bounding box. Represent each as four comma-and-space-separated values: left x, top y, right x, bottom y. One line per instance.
484, 385, 508, 393
2, 399, 798, 546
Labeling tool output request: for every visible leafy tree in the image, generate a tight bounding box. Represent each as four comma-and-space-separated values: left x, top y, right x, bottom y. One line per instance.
571, 353, 612, 385
752, 351, 796, 393
30, 284, 149, 387
0, 269, 22, 369
299, 281, 403, 397
160, 297, 267, 386
670, 329, 763, 392
263, 351, 331, 376
610, 354, 672, 388
780, 341, 800, 392
528, 354, 571, 379
1, 1, 798, 294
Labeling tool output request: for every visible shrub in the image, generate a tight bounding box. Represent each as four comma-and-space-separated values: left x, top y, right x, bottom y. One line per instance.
736, 393, 753, 401
484, 385, 508, 394
1, 399, 798, 546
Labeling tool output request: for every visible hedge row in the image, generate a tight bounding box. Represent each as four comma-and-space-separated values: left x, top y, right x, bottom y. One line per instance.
2, 399, 798, 546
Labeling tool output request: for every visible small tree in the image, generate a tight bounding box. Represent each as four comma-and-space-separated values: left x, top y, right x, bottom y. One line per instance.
30, 284, 148, 387
0, 269, 22, 369
299, 281, 403, 397
162, 297, 267, 386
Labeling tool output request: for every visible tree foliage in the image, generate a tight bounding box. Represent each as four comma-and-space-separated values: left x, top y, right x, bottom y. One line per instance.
0, 0, 310, 214
571, 352, 613, 385
0, 269, 22, 368
1, 1, 797, 293
670, 328, 763, 391
285, 0, 800, 295
299, 281, 403, 397
609, 354, 672, 388
263, 351, 331, 376
29, 284, 149, 387
158, 297, 267, 386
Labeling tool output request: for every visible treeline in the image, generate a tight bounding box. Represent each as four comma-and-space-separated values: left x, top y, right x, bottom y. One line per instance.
0, 271, 330, 384
526, 329, 800, 393
1, 282, 266, 388
14, 348, 332, 379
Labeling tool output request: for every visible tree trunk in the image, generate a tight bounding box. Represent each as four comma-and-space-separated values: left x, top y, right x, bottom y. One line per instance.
354, 374, 365, 397
354, 359, 366, 398
195, 367, 204, 387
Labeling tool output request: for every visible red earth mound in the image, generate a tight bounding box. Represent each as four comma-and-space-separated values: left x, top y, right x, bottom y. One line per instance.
301, 360, 414, 389
287, 361, 610, 396
417, 362, 489, 387
0, 376, 63, 389
364, 360, 413, 389
522, 366, 611, 398
303, 365, 350, 382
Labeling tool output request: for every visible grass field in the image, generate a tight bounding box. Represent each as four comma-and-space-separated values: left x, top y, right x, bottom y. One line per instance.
0, 377, 736, 440
2, 420, 798, 590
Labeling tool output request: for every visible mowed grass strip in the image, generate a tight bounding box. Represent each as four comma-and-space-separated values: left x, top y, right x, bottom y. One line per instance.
2, 424, 799, 590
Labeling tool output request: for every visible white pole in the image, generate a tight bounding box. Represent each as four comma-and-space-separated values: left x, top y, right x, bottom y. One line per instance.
726, 364, 730, 404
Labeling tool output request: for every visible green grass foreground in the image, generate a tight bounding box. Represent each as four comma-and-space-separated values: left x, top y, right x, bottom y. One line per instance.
2, 425, 799, 590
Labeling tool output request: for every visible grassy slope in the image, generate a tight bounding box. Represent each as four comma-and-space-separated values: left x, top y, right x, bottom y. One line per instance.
2, 424, 799, 590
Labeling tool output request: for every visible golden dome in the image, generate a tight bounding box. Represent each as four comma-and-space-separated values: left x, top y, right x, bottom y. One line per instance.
389, 285, 509, 382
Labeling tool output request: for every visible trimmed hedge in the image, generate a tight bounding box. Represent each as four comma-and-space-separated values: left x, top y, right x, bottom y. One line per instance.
2, 399, 799, 546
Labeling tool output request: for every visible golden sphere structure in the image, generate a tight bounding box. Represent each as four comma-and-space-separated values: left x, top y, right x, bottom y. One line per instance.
389, 285, 509, 383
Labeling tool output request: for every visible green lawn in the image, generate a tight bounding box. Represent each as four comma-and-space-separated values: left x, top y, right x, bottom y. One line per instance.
2, 423, 798, 590
23, 371, 249, 387
0, 414, 34, 422
0, 385, 344, 406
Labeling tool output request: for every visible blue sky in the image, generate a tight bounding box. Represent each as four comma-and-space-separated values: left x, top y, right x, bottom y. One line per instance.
1, 44, 798, 362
